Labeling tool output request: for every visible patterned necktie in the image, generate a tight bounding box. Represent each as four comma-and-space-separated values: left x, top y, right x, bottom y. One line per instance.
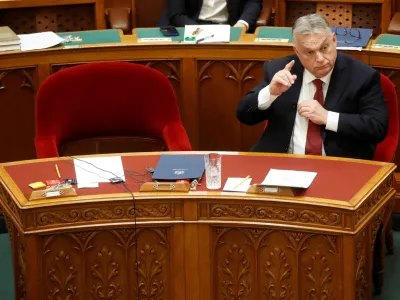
305, 79, 324, 155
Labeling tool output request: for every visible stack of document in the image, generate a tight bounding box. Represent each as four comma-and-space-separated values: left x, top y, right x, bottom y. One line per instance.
0, 26, 21, 52
18, 32, 64, 51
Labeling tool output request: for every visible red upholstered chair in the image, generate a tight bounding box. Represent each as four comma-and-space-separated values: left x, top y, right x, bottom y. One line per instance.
372, 74, 399, 295
35, 62, 191, 158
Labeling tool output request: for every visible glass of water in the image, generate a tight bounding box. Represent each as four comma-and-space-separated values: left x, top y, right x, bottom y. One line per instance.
204, 153, 221, 189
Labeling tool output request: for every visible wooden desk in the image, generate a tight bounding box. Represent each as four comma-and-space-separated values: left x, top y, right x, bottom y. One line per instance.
0, 30, 399, 193
0, 152, 395, 299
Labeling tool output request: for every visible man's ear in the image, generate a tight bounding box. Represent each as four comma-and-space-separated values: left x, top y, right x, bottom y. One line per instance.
332, 32, 337, 43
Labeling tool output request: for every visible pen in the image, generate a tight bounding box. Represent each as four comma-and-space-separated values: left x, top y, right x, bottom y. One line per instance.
196, 34, 215, 44
234, 175, 250, 189
55, 164, 61, 179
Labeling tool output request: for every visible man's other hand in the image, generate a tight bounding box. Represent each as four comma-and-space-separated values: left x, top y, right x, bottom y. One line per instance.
269, 60, 297, 96
298, 100, 328, 125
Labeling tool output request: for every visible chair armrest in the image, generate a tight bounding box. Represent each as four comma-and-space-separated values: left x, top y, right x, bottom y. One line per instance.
105, 8, 131, 34
388, 12, 400, 35
257, 6, 272, 27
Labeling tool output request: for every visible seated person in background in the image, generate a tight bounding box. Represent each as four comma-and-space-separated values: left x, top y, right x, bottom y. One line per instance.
157, 0, 262, 33
236, 13, 388, 160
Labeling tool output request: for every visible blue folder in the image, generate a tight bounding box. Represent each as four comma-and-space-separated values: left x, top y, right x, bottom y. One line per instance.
152, 155, 205, 180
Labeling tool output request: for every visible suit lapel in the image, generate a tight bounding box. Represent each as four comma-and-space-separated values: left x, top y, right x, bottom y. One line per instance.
324, 52, 348, 111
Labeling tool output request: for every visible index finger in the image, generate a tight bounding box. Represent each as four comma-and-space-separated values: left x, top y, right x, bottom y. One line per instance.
284, 60, 295, 72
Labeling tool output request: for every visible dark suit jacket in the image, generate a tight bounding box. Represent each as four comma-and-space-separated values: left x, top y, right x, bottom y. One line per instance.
157, 0, 262, 32
236, 52, 389, 160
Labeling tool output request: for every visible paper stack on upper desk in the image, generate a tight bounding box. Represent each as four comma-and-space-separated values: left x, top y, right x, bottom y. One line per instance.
18, 32, 64, 51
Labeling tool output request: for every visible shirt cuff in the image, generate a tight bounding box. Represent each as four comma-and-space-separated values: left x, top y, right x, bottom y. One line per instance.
258, 85, 279, 110
326, 111, 339, 132
237, 20, 249, 29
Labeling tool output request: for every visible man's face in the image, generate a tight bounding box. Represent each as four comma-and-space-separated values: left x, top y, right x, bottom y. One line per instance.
293, 29, 337, 78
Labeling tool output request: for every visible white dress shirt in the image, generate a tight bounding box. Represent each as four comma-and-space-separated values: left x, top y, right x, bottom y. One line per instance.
198, 0, 249, 29
257, 68, 340, 155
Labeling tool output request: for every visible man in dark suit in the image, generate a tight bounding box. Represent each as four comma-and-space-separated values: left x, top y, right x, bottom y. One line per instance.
158, 0, 262, 33
236, 13, 388, 160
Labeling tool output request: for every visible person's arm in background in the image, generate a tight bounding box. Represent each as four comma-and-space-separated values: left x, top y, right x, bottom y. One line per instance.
234, 0, 262, 31
337, 70, 388, 143
168, 0, 198, 26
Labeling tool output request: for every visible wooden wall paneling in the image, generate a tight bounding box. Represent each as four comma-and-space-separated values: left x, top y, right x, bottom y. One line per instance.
197, 60, 264, 151
94, 0, 106, 29
0, 67, 37, 163
134, 0, 166, 27
181, 58, 199, 150
239, 61, 266, 151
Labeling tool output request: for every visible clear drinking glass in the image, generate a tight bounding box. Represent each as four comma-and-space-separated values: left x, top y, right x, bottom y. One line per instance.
204, 153, 221, 189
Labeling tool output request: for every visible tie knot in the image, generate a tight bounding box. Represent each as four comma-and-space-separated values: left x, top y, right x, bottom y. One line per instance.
313, 79, 323, 90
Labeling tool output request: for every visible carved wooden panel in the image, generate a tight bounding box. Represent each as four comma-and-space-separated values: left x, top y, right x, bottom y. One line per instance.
355, 229, 368, 299
42, 228, 170, 299
0, 68, 36, 163
287, 2, 317, 26
316, 3, 352, 27
213, 227, 340, 299
352, 4, 382, 35
286, 2, 382, 34
0, 5, 95, 34
197, 60, 265, 151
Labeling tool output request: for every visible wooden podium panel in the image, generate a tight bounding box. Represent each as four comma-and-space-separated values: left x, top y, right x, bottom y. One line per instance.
0, 152, 395, 299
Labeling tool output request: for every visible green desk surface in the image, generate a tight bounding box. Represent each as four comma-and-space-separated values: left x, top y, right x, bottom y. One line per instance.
136, 27, 242, 42
256, 27, 293, 42
374, 34, 400, 46
57, 30, 121, 46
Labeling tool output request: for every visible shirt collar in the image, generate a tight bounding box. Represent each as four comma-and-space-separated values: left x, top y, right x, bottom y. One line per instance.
303, 67, 334, 85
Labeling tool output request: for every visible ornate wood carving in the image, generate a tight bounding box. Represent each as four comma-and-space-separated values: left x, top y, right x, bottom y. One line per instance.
48, 250, 79, 299
36, 204, 174, 227
221, 244, 251, 299
0, 183, 23, 227
355, 229, 368, 299
91, 245, 121, 299
355, 175, 393, 225
137, 244, 165, 299
214, 227, 339, 299
43, 228, 169, 299
210, 204, 341, 227
264, 247, 294, 299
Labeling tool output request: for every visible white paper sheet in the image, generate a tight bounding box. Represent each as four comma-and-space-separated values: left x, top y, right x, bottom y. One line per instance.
262, 169, 317, 188
18, 32, 64, 51
183, 25, 230, 44
223, 177, 252, 192
74, 156, 125, 184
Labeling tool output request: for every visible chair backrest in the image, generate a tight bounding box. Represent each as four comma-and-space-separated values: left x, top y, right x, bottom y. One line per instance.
374, 74, 399, 162
35, 61, 190, 157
